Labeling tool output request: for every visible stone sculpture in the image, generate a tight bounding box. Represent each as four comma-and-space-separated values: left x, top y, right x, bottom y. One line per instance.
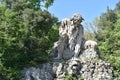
84, 40, 97, 49
21, 13, 117, 80
51, 13, 84, 59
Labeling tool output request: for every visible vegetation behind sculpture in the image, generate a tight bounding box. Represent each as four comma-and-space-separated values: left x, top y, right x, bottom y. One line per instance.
0, 0, 120, 79
0, 0, 58, 79
93, 2, 120, 78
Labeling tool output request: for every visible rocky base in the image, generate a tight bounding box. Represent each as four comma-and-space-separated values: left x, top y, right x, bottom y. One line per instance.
80, 60, 113, 80
21, 13, 119, 80
21, 58, 114, 80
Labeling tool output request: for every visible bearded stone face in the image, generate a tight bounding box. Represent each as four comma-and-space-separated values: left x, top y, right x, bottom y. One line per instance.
70, 13, 84, 26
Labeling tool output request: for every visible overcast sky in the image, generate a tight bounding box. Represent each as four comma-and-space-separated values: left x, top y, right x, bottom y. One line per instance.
48, 0, 119, 22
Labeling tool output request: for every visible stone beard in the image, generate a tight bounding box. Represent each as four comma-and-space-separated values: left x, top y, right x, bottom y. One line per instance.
56, 13, 84, 59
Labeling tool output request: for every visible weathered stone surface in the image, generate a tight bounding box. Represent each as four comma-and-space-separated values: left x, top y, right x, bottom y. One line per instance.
21, 63, 54, 80
50, 13, 84, 59
21, 13, 116, 80
21, 59, 82, 80
21, 59, 114, 80
80, 60, 113, 80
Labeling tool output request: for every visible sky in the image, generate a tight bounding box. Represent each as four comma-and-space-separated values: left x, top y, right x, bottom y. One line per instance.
48, 0, 120, 22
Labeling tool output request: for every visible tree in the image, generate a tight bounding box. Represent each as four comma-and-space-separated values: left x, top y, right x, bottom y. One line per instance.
115, 1, 120, 13
0, 0, 58, 79
3, 0, 54, 9
94, 2, 120, 77
94, 7, 117, 42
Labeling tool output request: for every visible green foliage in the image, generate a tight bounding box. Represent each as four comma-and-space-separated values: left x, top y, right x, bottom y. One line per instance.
47, 26, 59, 52
64, 75, 84, 80
94, 2, 120, 78
3, 0, 54, 9
106, 56, 120, 70
0, 0, 58, 79
115, 1, 120, 12
94, 7, 117, 42
44, 0, 54, 8
77, 75, 84, 80
64, 74, 74, 80
104, 55, 120, 78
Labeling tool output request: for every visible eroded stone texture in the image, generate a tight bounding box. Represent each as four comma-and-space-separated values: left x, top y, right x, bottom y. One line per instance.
80, 60, 113, 80
50, 13, 84, 59
21, 59, 82, 80
21, 59, 114, 80
21, 13, 115, 80
79, 40, 99, 62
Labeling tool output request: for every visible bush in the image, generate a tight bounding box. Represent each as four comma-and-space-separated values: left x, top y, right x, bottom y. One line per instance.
64, 75, 74, 80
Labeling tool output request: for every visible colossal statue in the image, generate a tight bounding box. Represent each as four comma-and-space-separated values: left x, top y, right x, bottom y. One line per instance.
51, 13, 84, 59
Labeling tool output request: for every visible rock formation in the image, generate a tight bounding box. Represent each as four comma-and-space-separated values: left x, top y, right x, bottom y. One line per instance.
50, 13, 84, 59
21, 13, 116, 80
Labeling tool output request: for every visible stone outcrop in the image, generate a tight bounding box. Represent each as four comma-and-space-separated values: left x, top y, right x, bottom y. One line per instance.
80, 60, 113, 80
21, 59, 113, 80
21, 13, 115, 80
50, 13, 84, 59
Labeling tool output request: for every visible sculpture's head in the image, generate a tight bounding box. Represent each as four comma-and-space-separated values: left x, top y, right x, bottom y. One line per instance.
70, 13, 84, 26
